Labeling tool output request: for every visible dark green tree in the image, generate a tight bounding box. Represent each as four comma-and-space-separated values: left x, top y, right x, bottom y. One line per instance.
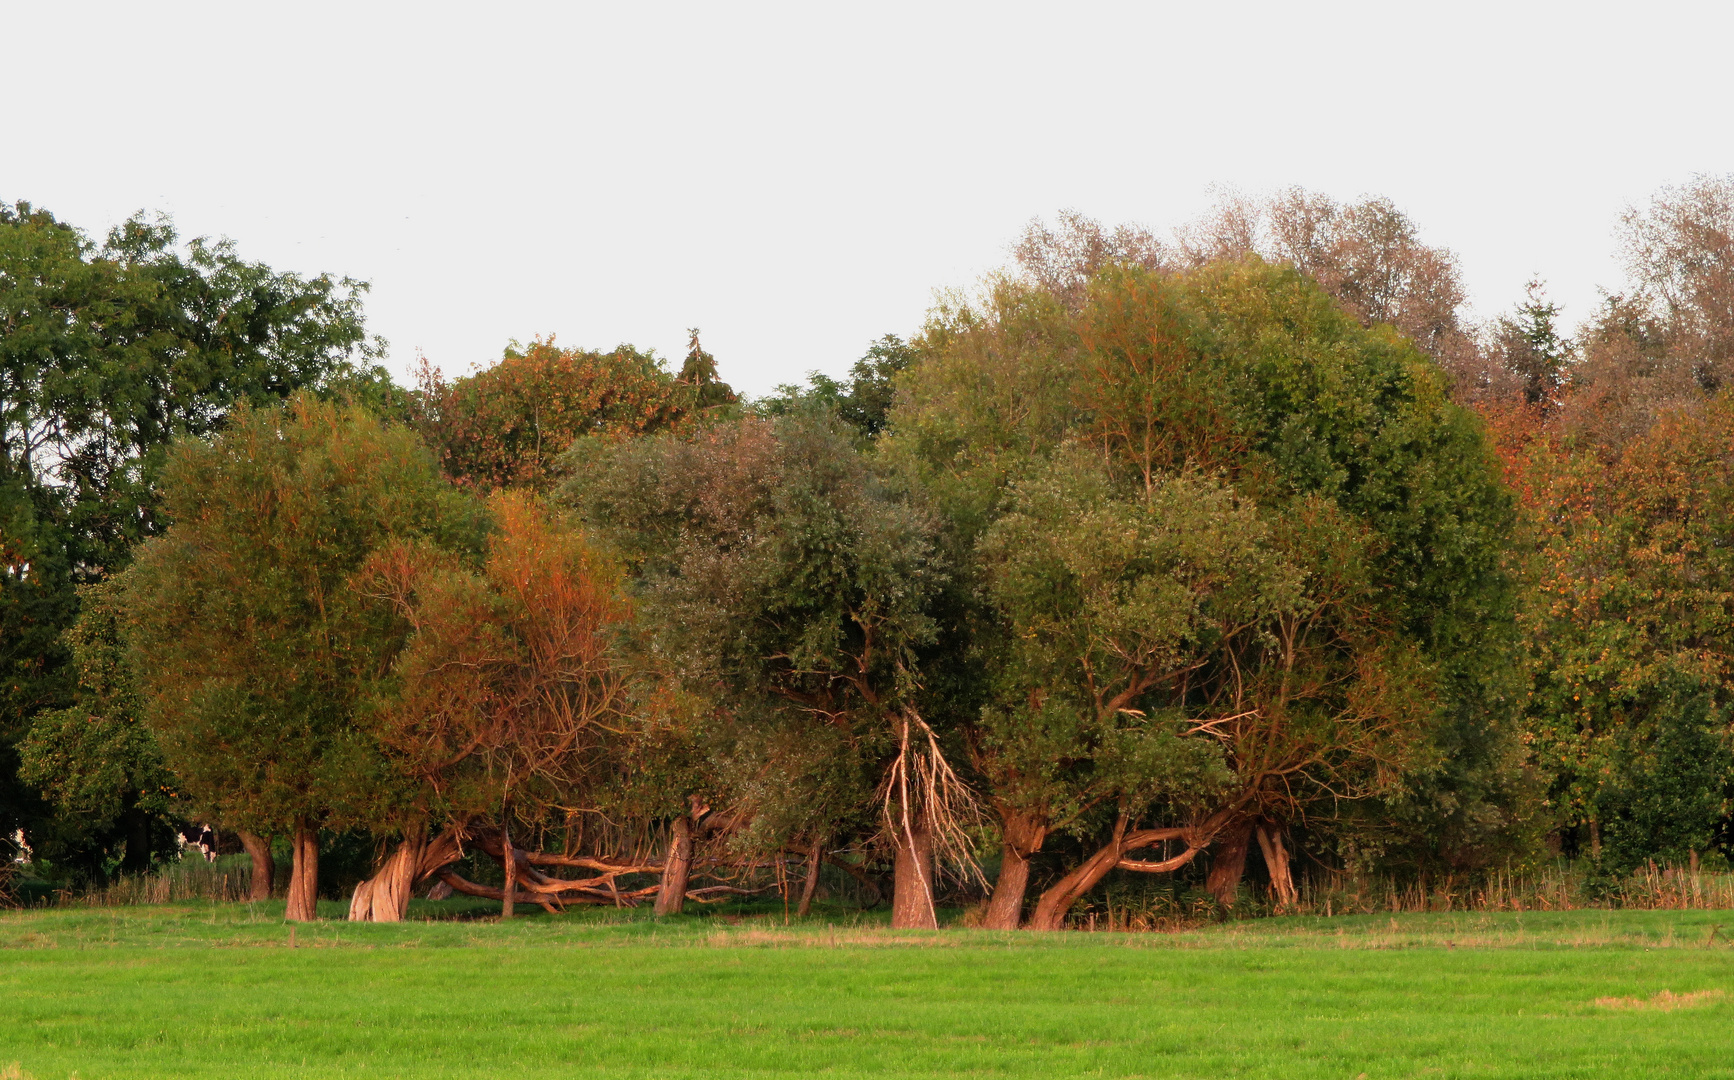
566, 413, 962, 927
1, 202, 388, 859
16, 582, 178, 881
760, 334, 917, 439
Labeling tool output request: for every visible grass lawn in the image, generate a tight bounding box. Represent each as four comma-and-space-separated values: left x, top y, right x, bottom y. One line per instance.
3, 901, 1733, 1078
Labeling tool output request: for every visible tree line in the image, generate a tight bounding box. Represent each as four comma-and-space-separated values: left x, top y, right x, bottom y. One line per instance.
3, 178, 1731, 926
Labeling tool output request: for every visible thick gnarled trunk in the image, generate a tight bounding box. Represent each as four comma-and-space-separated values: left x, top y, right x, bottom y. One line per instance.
349, 827, 428, 923
238, 831, 275, 902
984, 810, 1048, 930
284, 822, 319, 922
891, 824, 937, 929
654, 815, 693, 916
1206, 817, 1255, 908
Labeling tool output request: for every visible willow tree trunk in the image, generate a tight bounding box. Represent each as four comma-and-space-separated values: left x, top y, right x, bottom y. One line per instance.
891, 824, 937, 929
1255, 823, 1297, 909
654, 815, 693, 916
1206, 818, 1255, 908
500, 817, 517, 919
238, 831, 275, 902
349, 826, 428, 922
797, 838, 824, 918
984, 810, 1048, 930
284, 822, 319, 922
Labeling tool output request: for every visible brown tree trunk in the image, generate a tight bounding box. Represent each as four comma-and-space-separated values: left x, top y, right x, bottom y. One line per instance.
349, 826, 428, 923
1028, 813, 1226, 931
654, 815, 693, 916
238, 831, 275, 902
797, 837, 824, 918
284, 822, 319, 922
1255, 822, 1297, 909
499, 816, 517, 919
1206, 817, 1255, 908
891, 823, 937, 929
984, 810, 1048, 930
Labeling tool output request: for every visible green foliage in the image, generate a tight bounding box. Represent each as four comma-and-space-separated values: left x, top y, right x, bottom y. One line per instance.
890, 258, 1521, 872
759, 334, 916, 439
566, 413, 945, 848
0, 201, 387, 854
121, 396, 479, 837
17, 582, 179, 879
1517, 397, 1734, 864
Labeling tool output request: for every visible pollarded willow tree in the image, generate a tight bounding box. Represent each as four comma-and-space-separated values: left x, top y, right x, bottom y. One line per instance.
888, 258, 1518, 927
122, 396, 479, 920
344, 491, 653, 921
566, 413, 970, 928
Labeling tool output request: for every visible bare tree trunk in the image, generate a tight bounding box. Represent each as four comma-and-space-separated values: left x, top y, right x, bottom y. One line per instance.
349, 825, 429, 922
1255, 822, 1297, 909
284, 822, 319, 922
984, 810, 1048, 930
797, 837, 824, 918
1206, 818, 1255, 908
891, 824, 937, 929
654, 815, 693, 916
238, 831, 275, 902
499, 815, 516, 919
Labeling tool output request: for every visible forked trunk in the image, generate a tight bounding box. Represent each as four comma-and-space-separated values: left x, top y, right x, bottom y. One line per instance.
984, 810, 1048, 930
284, 822, 319, 922
349, 826, 429, 922
1028, 813, 1226, 931
890, 823, 937, 929
1206, 817, 1255, 908
797, 837, 824, 918
1255, 822, 1297, 909
654, 815, 693, 916
500, 816, 517, 919
238, 831, 275, 902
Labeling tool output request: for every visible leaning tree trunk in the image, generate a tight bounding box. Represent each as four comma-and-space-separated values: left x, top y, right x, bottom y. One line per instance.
1027, 812, 1229, 931
284, 821, 320, 922
1255, 822, 1297, 909
654, 815, 693, 916
1206, 817, 1255, 908
500, 816, 517, 919
796, 837, 824, 918
349, 825, 430, 923
983, 810, 1048, 930
891, 823, 938, 929
238, 831, 275, 902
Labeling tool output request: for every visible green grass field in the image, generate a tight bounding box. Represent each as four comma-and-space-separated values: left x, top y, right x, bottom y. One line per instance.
4, 901, 1733, 1078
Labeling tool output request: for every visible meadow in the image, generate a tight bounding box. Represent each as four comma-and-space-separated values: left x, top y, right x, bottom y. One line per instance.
3, 901, 1733, 1079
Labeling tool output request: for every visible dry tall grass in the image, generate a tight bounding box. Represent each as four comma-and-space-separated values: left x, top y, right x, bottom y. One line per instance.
66, 856, 257, 907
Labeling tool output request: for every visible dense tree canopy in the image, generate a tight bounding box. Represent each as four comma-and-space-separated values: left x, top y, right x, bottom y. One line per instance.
11, 177, 1734, 926
1, 202, 389, 871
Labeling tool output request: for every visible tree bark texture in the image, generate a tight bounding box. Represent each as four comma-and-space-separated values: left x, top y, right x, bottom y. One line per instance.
891, 823, 937, 929
1255, 822, 1297, 909
797, 838, 824, 918
984, 810, 1048, 930
349, 826, 429, 923
238, 830, 275, 902
284, 822, 319, 922
654, 815, 693, 916
1206, 817, 1255, 908
500, 816, 517, 919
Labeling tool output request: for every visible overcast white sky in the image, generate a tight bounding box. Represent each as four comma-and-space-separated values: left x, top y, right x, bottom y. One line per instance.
6, 1, 1731, 397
